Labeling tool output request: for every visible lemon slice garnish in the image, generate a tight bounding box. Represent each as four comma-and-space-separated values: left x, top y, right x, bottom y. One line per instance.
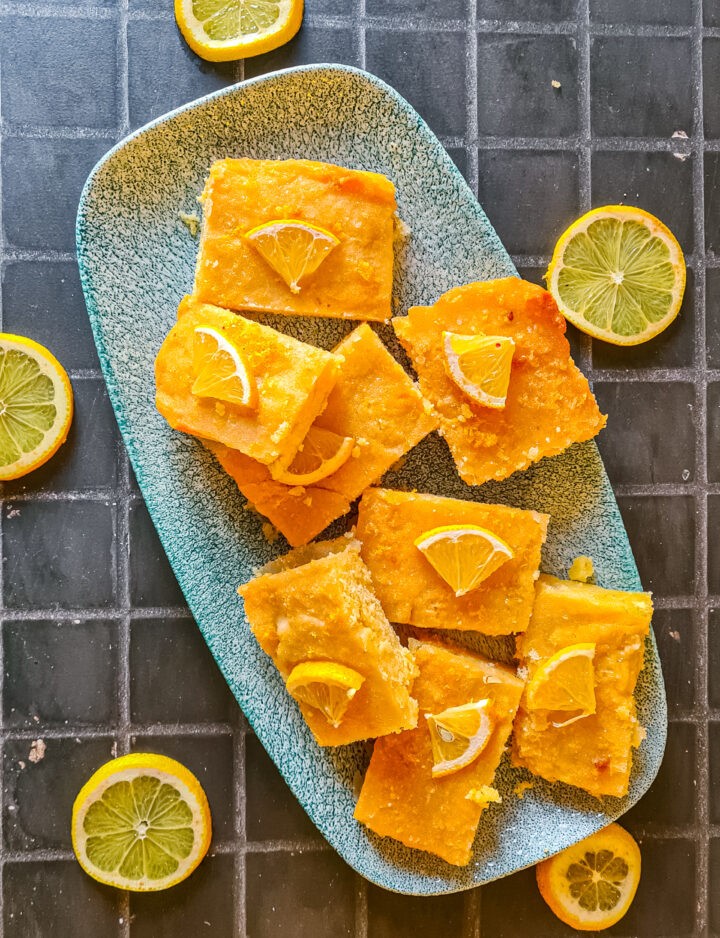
414, 524, 514, 596
245, 219, 340, 294
443, 331, 515, 408
526, 642, 597, 722
273, 426, 355, 485
426, 699, 494, 778
286, 661, 365, 727
175, 0, 303, 62
191, 325, 257, 409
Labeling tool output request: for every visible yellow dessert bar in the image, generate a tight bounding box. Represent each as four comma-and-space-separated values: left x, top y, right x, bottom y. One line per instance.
206, 324, 438, 546
354, 638, 524, 866
512, 575, 653, 799
155, 296, 341, 473
238, 539, 418, 747
393, 277, 607, 485
194, 159, 397, 321
356, 488, 548, 634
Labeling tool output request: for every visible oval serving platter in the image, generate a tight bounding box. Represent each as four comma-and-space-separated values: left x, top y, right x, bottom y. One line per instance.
76, 64, 666, 895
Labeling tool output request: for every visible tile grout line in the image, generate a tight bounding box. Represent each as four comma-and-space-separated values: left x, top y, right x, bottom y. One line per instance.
576, 0, 593, 375
466, 0, 479, 196
233, 724, 247, 938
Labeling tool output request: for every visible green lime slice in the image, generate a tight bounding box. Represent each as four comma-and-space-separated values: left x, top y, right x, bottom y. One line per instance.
0, 347, 58, 468
192, 0, 282, 41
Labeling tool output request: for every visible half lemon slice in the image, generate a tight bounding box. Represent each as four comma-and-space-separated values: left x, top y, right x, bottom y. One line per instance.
0, 334, 73, 481
526, 643, 597, 722
192, 326, 257, 409
414, 524, 514, 596
546, 205, 685, 346
273, 426, 355, 485
175, 0, 303, 62
286, 661, 365, 727
426, 699, 494, 778
245, 219, 340, 293
443, 331, 515, 408
71, 753, 211, 892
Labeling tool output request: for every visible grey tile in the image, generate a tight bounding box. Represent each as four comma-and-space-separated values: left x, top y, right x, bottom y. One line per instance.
652, 608, 696, 717
591, 150, 694, 255
616, 495, 696, 596
129, 855, 235, 937
514, 264, 588, 361
245, 850, 355, 938
129, 500, 187, 608
130, 734, 234, 842
481, 865, 576, 937
129, 617, 236, 724
592, 270, 695, 370
245, 734, 321, 843
711, 838, 720, 935
711, 722, 720, 823
3, 500, 115, 609
3, 619, 119, 728
706, 0, 720, 27
445, 147, 469, 184
710, 608, 720, 710
4, 379, 118, 495
478, 0, 577, 20
2, 260, 100, 370
3, 737, 115, 850
590, 37, 692, 138
366, 882, 466, 937
368, 0, 466, 14
2, 137, 111, 252
624, 723, 697, 827
0, 15, 118, 128
710, 382, 720, 483
593, 382, 695, 485
704, 153, 720, 256
477, 35, 579, 138
477, 150, 579, 255
128, 18, 236, 129
366, 29, 467, 138
708, 268, 720, 368
710, 495, 720, 596
704, 39, 720, 139
244, 25, 360, 79
4, 861, 122, 938
591, 0, 692, 24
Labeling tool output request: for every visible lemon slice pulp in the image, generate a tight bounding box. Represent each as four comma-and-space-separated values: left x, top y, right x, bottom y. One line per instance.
175, 0, 303, 62
273, 425, 355, 485
546, 205, 685, 346
426, 699, 494, 778
0, 334, 73, 481
443, 331, 515, 408
286, 661, 365, 727
414, 524, 514, 596
71, 754, 211, 892
245, 219, 340, 293
536, 823, 641, 930
526, 643, 597, 723
192, 326, 257, 408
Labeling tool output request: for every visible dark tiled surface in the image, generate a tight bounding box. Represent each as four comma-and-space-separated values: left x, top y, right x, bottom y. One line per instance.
0, 2, 715, 936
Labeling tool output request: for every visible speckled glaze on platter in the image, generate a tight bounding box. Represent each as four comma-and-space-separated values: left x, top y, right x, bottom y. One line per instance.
76, 64, 667, 895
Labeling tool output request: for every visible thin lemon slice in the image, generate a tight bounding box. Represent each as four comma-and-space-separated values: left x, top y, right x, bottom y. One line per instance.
71, 754, 211, 892
245, 219, 340, 293
526, 643, 597, 721
273, 426, 355, 485
414, 524, 514, 597
175, 0, 303, 62
426, 699, 494, 778
536, 823, 641, 931
546, 205, 686, 346
443, 331, 515, 408
0, 334, 73, 481
286, 661, 365, 727
192, 326, 257, 408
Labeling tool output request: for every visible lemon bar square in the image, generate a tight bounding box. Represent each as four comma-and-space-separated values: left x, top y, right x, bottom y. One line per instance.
356, 488, 548, 634
155, 296, 341, 473
393, 277, 606, 485
206, 324, 438, 546
238, 539, 418, 747
354, 637, 524, 866
194, 159, 397, 322
512, 575, 653, 799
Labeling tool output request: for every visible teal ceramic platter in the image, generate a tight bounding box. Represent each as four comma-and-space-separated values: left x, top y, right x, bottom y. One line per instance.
76, 64, 666, 895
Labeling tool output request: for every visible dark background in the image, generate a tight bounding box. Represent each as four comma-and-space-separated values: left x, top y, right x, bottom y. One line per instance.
0, 0, 716, 935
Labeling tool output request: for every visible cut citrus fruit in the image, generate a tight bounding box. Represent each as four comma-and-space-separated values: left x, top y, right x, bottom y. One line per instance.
536, 823, 641, 931
526, 643, 597, 722
426, 699, 494, 778
0, 334, 73, 481
245, 219, 340, 293
191, 326, 257, 408
71, 753, 211, 892
273, 425, 355, 485
546, 205, 686, 346
569, 555, 594, 583
175, 0, 303, 62
286, 661, 365, 727
414, 524, 514, 597
443, 331, 515, 407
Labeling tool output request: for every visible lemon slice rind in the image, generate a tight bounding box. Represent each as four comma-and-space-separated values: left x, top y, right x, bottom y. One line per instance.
414, 524, 514, 597
175, 0, 303, 62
